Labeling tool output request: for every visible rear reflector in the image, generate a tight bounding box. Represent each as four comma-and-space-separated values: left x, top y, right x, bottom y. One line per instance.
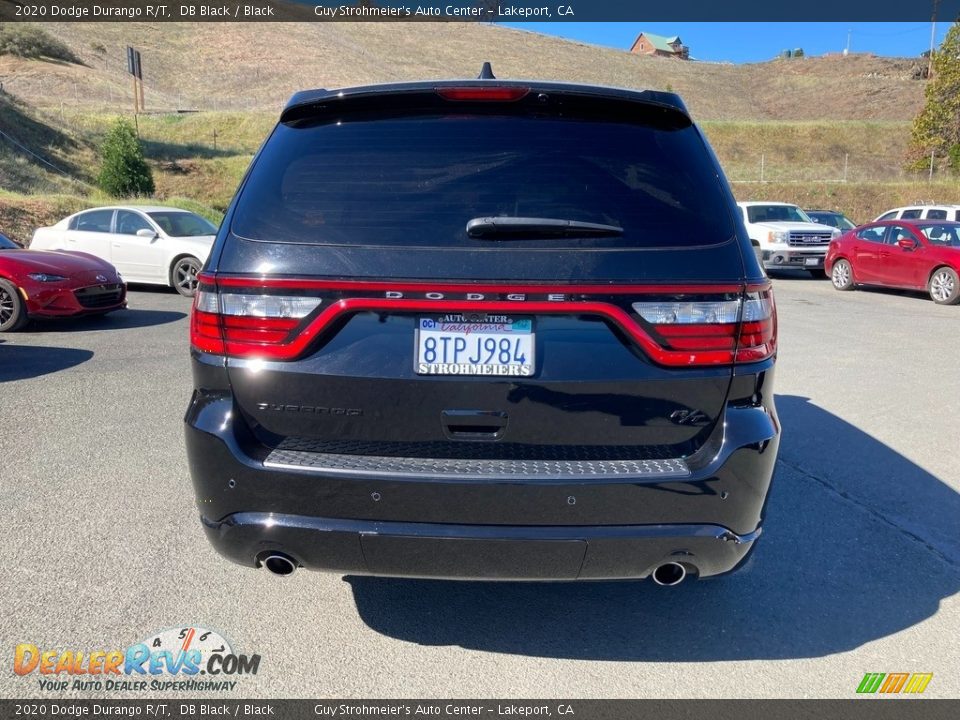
436, 87, 529, 102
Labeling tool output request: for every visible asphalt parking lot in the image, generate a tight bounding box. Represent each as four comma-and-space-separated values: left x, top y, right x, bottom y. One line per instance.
1, 273, 958, 699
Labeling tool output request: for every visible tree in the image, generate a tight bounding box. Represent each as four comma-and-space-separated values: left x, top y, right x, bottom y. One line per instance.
907, 21, 960, 172
97, 119, 154, 197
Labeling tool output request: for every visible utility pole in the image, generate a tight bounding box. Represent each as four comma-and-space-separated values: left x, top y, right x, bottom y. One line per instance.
928, 0, 940, 79
845, 29, 851, 56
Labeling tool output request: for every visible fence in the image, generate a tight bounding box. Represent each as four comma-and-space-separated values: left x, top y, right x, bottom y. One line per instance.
0, 70, 291, 115
724, 152, 946, 184
1, 66, 957, 187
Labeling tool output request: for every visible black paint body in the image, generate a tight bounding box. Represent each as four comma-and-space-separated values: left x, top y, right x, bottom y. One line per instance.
185, 80, 779, 580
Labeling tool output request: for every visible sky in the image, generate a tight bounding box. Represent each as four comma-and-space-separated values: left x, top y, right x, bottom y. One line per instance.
502, 22, 949, 64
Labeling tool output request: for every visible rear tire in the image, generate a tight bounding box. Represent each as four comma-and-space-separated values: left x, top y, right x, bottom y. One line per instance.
171, 256, 202, 298
831, 259, 855, 291
0, 279, 28, 332
928, 266, 960, 305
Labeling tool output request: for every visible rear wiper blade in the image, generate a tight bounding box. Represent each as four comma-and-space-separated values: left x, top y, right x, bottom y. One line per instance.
466, 216, 623, 239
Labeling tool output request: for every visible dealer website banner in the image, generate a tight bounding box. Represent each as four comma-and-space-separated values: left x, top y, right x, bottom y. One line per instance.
0, 0, 957, 21
1, 0, 959, 717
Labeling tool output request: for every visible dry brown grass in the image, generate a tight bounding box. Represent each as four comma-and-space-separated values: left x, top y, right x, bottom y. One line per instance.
0, 22, 929, 121
733, 182, 959, 224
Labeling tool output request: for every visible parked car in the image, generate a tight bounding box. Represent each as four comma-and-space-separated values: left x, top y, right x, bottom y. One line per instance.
185, 73, 781, 584
874, 205, 960, 222
825, 219, 960, 305
0, 231, 126, 332
738, 201, 841, 276
31, 206, 217, 297
805, 210, 857, 232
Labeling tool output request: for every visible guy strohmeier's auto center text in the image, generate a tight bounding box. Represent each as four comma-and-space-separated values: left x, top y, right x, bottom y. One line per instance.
312, 5, 573, 18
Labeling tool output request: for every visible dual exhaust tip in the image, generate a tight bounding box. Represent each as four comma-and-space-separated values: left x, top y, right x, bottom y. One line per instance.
651, 561, 688, 586
260, 554, 689, 584
261, 553, 298, 577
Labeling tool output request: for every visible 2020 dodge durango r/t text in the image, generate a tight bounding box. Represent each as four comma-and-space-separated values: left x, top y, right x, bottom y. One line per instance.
185, 77, 780, 584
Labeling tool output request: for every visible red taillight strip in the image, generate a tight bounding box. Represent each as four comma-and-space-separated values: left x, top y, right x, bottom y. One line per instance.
203, 274, 744, 296
193, 275, 775, 367
219, 298, 733, 366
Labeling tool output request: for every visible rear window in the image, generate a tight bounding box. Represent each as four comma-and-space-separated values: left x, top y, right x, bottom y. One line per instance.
917, 223, 960, 246
231, 114, 735, 248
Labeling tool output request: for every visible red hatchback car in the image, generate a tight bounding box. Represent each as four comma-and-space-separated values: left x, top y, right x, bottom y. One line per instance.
0, 232, 126, 332
825, 220, 960, 305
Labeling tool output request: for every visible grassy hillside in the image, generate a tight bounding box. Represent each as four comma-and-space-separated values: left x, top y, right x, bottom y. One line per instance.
0, 22, 929, 121
1, 103, 954, 244
0, 22, 954, 244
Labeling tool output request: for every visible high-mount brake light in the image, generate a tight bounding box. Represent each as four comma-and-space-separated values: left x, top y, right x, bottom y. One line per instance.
190, 277, 776, 366
436, 87, 529, 102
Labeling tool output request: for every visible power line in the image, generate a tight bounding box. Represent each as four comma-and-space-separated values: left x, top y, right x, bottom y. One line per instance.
0, 127, 96, 191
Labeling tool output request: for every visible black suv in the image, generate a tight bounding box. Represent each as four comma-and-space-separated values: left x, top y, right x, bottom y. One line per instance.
186, 72, 780, 585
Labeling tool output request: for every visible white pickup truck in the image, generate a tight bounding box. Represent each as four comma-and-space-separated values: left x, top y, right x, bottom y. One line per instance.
737, 201, 841, 276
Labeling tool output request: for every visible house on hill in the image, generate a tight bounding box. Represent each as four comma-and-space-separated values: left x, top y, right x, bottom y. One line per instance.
630, 32, 690, 59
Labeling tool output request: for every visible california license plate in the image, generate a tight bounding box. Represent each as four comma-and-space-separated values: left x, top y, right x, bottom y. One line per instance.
416, 315, 534, 376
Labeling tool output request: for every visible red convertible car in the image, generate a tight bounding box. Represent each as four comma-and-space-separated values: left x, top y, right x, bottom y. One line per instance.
0, 231, 126, 332
825, 220, 960, 305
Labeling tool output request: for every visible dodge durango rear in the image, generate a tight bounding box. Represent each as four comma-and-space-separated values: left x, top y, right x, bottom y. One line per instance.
184, 72, 781, 583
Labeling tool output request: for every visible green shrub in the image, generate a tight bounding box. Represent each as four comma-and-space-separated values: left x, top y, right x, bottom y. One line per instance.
949, 144, 960, 174
97, 119, 155, 197
0, 25, 80, 63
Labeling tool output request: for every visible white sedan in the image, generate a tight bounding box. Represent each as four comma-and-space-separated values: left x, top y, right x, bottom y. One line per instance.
31, 206, 217, 297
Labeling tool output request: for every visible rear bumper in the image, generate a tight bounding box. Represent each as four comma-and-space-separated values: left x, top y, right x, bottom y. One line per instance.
185, 378, 779, 580
202, 513, 761, 580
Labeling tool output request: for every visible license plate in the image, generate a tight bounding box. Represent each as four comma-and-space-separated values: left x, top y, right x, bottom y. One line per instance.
416, 316, 534, 377
804, 257, 821, 266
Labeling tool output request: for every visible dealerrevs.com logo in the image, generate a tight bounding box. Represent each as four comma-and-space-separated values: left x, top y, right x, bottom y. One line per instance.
14, 626, 261, 692
856, 672, 933, 695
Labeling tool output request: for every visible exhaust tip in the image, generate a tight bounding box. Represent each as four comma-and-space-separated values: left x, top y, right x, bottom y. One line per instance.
262, 553, 297, 577
652, 561, 687, 586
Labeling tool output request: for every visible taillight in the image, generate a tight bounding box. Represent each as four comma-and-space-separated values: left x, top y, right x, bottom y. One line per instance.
633, 285, 776, 364
190, 276, 775, 367
190, 287, 321, 358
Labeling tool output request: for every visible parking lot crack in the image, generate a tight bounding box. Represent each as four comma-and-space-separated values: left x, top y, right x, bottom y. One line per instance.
777, 458, 960, 573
